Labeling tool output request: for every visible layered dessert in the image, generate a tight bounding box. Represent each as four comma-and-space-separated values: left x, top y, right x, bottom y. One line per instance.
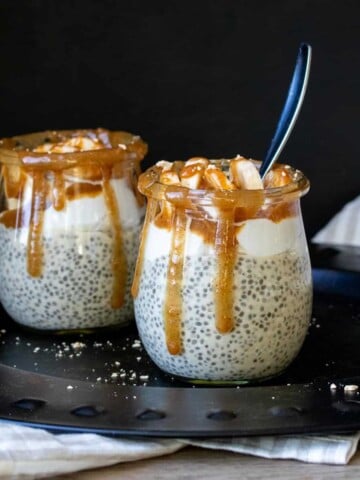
132, 157, 312, 382
0, 129, 147, 330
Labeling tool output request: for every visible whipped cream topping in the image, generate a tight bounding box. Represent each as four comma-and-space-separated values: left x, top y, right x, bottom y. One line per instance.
4, 175, 143, 246
143, 217, 303, 260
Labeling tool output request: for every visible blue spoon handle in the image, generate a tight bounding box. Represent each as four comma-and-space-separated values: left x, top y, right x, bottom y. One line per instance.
259, 43, 312, 179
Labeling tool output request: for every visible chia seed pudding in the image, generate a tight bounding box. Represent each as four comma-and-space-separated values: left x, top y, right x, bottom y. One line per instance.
0, 129, 147, 331
132, 157, 313, 382
0, 225, 141, 330
135, 252, 312, 381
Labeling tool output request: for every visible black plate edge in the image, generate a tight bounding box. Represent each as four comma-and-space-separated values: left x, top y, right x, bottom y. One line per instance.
1, 360, 360, 437
0, 262, 359, 437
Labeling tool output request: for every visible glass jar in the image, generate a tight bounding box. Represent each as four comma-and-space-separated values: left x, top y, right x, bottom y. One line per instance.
132, 158, 312, 383
0, 128, 147, 332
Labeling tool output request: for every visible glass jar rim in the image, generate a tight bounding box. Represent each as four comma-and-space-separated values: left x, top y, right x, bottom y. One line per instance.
0, 128, 148, 168
138, 159, 310, 207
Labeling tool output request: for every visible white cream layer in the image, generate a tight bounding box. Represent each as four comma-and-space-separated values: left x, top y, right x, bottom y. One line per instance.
144, 216, 304, 260
3, 177, 143, 244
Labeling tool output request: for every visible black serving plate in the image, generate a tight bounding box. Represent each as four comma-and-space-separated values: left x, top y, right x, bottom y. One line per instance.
0, 244, 359, 437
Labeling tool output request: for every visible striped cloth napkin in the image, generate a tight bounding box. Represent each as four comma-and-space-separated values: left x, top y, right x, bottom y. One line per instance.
1, 197, 360, 479
0, 423, 359, 479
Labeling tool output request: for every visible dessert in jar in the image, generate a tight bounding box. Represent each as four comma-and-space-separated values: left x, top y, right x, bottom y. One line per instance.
132, 156, 312, 383
0, 129, 147, 331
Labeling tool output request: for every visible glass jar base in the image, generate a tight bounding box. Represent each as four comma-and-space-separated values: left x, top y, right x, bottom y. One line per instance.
168, 370, 286, 386
11, 319, 133, 336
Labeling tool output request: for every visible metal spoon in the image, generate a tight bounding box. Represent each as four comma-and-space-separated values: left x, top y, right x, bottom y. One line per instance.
259, 43, 312, 179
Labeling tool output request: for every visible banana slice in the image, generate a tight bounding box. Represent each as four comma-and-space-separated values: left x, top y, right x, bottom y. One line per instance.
156, 160, 173, 171
185, 157, 209, 167
204, 165, 236, 190
264, 165, 292, 188
180, 157, 209, 189
155, 161, 181, 227
160, 169, 180, 186
230, 158, 263, 190
156, 161, 181, 186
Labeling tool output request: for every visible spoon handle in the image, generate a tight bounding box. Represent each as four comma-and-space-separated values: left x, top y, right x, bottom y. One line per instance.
259, 43, 312, 179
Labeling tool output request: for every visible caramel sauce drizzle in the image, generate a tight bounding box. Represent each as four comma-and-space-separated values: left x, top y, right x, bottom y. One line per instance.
0, 209, 20, 229
52, 171, 66, 211
0, 167, 28, 228
65, 165, 103, 182
213, 208, 237, 333
263, 201, 297, 223
164, 207, 187, 355
154, 199, 173, 229
131, 198, 158, 298
65, 182, 102, 201
189, 217, 216, 244
102, 167, 127, 309
0, 203, 29, 229
1, 165, 27, 200
27, 171, 47, 277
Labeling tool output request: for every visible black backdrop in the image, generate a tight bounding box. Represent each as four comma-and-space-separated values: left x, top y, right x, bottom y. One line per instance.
0, 0, 359, 237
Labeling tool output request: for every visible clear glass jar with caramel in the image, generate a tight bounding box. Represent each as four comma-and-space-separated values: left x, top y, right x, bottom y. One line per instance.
0, 129, 147, 332
132, 157, 312, 383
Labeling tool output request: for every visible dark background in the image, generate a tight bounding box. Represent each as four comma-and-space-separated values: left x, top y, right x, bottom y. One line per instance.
0, 0, 359, 237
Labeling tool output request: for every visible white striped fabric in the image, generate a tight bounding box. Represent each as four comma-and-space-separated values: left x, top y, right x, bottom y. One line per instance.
0, 423, 359, 479
187, 432, 360, 464
313, 196, 360, 246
